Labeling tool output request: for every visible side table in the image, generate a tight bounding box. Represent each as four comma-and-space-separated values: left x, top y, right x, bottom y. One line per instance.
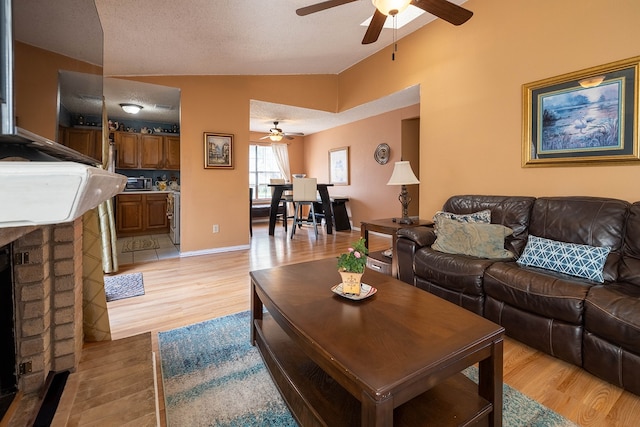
361, 218, 433, 277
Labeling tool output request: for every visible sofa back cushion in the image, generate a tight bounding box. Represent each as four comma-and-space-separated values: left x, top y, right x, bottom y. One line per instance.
528, 197, 629, 282
619, 202, 640, 286
442, 195, 536, 256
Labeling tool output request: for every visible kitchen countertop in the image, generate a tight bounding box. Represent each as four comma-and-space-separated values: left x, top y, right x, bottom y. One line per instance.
120, 190, 179, 195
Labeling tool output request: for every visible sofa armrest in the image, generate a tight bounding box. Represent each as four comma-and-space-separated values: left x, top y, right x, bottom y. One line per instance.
397, 227, 437, 247
396, 227, 437, 285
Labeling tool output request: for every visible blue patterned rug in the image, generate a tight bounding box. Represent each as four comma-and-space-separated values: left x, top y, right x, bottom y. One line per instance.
158, 311, 578, 427
103, 272, 145, 302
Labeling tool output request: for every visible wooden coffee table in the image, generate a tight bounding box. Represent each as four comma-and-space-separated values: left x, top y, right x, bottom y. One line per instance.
250, 258, 504, 426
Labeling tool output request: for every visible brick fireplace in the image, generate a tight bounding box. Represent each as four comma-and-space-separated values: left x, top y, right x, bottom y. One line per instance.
0, 218, 84, 423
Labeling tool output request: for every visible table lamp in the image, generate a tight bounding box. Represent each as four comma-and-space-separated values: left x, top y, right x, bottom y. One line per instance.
386, 160, 419, 224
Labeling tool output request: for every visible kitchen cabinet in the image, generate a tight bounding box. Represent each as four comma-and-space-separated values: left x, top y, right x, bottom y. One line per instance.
115, 132, 180, 170
115, 132, 140, 169
116, 193, 169, 236
64, 128, 103, 162
164, 136, 181, 170
140, 134, 164, 169
144, 193, 169, 231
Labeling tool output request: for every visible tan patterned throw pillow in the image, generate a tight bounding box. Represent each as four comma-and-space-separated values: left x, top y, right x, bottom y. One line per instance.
432, 216, 515, 259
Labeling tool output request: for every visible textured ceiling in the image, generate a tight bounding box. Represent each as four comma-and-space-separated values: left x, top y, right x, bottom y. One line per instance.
14, 0, 469, 134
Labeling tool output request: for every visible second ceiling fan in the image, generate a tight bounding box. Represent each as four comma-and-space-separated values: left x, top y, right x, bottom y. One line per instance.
260, 121, 305, 141
296, 0, 473, 44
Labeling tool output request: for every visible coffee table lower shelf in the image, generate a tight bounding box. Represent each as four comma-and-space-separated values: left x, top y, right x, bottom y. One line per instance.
254, 315, 493, 427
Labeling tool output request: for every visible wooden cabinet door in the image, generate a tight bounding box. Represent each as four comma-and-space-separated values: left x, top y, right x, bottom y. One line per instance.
164, 136, 180, 170
116, 194, 144, 234
116, 132, 139, 168
65, 128, 102, 161
140, 134, 164, 169
144, 194, 169, 231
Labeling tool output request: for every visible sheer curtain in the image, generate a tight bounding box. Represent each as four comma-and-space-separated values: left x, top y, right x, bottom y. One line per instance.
82, 97, 114, 342
271, 143, 291, 182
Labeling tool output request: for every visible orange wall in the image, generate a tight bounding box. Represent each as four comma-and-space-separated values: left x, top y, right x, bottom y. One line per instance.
15, 42, 102, 141
339, 0, 640, 217
122, 75, 338, 252
18, 0, 640, 253
305, 105, 420, 226
119, 0, 640, 252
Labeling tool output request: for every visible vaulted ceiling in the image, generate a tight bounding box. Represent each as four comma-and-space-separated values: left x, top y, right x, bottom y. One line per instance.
15, 0, 469, 134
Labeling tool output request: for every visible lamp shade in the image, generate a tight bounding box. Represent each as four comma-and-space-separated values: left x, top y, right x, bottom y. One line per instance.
372, 0, 412, 16
269, 134, 283, 142
120, 103, 143, 114
386, 161, 419, 185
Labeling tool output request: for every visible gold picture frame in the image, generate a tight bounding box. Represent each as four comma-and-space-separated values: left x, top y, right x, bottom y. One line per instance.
204, 132, 234, 169
522, 56, 640, 167
328, 146, 349, 185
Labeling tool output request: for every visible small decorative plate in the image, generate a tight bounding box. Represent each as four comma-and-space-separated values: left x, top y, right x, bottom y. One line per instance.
331, 283, 377, 300
374, 143, 390, 165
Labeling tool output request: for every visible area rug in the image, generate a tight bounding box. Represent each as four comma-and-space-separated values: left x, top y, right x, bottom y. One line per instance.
103, 272, 145, 302
122, 237, 160, 253
158, 311, 578, 427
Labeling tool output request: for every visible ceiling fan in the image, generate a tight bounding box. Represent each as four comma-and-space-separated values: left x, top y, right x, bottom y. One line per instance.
260, 121, 305, 141
296, 0, 473, 44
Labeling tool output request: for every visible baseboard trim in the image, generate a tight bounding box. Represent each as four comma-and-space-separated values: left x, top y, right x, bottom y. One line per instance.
179, 244, 250, 258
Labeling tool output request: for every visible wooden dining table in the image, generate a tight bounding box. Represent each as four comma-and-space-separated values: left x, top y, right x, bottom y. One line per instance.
267, 183, 334, 235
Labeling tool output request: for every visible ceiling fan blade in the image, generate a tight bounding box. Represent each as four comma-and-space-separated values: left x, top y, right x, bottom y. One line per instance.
284, 135, 295, 140
285, 132, 305, 136
259, 135, 271, 140
412, 0, 473, 25
296, 0, 358, 16
362, 9, 387, 44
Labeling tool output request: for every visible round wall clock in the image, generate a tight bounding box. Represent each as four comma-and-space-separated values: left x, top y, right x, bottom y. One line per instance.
374, 143, 390, 165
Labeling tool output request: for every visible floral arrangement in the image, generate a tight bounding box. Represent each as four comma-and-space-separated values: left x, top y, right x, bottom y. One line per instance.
337, 238, 368, 273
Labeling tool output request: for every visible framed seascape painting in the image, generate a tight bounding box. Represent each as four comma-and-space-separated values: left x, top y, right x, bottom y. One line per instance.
204, 132, 234, 169
329, 146, 349, 185
522, 56, 640, 167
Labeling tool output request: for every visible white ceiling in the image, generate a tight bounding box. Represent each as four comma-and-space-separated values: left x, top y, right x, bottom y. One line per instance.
14, 0, 469, 134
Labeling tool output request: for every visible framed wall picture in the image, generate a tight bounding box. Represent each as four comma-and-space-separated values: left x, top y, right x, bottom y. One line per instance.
522, 56, 640, 167
204, 132, 234, 169
329, 146, 349, 185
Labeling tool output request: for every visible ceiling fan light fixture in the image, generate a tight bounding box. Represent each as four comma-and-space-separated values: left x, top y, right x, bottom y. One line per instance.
372, 0, 412, 16
120, 103, 143, 114
269, 134, 283, 142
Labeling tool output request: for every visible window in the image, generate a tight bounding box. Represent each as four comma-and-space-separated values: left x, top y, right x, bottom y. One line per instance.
249, 144, 282, 200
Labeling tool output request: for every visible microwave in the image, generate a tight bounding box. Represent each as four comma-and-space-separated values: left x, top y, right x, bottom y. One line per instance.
125, 177, 152, 191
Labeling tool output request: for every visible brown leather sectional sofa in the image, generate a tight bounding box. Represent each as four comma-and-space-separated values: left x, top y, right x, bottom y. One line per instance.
396, 195, 640, 396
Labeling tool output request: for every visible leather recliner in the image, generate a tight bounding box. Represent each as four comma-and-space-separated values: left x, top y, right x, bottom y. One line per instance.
396, 195, 640, 396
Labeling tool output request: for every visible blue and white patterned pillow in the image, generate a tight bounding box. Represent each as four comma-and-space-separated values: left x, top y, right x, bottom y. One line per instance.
517, 235, 611, 283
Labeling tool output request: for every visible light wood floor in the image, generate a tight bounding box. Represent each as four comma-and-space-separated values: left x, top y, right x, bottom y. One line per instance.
102, 223, 640, 426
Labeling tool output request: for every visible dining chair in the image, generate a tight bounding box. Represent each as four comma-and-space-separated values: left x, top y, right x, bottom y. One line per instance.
270, 178, 292, 231
290, 178, 319, 239
249, 187, 253, 237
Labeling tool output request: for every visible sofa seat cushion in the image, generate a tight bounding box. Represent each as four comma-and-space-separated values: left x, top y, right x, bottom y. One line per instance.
484, 261, 593, 324
585, 283, 640, 354
414, 248, 495, 296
